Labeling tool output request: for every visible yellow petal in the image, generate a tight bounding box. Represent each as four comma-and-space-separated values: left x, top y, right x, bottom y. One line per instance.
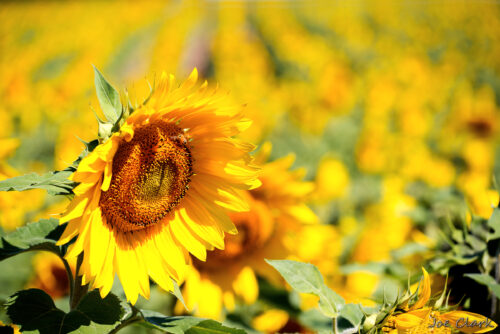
101, 162, 113, 191
393, 313, 425, 330
440, 311, 497, 333
181, 68, 198, 90
232, 266, 258, 304
154, 226, 186, 281
410, 267, 430, 310
114, 237, 140, 304
88, 209, 110, 277
56, 218, 81, 245
93, 237, 116, 298
59, 195, 90, 224
169, 212, 207, 261
180, 202, 224, 250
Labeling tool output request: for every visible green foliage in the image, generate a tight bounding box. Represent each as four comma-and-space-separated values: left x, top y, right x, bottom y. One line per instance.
429, 214, 494, 274
0, 170, 75, 196
334, 304, 364, 334
266, 259, 380, 334
0, 218, 65, 261
266, 259, 344, 317
6, 289, 123, 334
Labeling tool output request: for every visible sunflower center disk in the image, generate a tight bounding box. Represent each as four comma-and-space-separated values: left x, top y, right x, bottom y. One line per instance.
100, 121, 193, 232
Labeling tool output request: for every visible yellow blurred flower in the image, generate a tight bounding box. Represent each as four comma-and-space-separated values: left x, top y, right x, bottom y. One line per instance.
252, 309, 289, 334
342, 271, 379, 306
353, 176, 414, 263
312, 157, 350, 202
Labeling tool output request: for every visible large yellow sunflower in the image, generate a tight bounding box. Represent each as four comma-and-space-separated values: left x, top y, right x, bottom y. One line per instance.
57, 69, 260, 304
179, 143, 320, 319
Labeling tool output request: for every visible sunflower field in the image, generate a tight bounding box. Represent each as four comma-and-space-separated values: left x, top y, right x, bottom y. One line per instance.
1, 1, 500, 333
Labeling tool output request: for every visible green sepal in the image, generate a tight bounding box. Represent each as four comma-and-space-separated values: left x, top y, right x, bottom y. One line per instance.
173, 279, 188, 310
93, 65, 122, 125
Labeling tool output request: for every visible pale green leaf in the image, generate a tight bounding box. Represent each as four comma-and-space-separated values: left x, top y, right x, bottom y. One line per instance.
266, 259, 345, 317
0, 170, 75, 195
335, 304, 364, 334
0, 218, 65, 261
140, 311, 245, 334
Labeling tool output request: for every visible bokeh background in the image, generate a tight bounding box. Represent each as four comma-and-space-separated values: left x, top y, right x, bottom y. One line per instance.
1, 1, 500, 332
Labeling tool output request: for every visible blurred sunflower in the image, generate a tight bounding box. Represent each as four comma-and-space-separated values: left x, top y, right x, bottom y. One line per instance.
27, 252, 75, 299
57, 69, 260, 304
179, 143, 318, 319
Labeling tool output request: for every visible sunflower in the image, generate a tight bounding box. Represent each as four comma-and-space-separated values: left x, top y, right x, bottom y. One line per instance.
57, 69, 260, 304
179, 143, 319, 319
382, 268, 497, 334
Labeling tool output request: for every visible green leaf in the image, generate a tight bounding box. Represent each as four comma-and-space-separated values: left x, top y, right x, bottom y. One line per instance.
334, 304, 364, 334
186, 320, 246, 334
298, 309, 333, 332
0, 170, 75, 195
93, 65, 122, 124
0, 218, 65, 261
266, 259, 345, 317
0, 139, 98, 197
6, 289, 123, 334
464, 273, 500, 299
141, 310, 205, 334
140, 311, 246, 334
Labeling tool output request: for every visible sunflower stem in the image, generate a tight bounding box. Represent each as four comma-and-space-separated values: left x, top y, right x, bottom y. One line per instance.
109, 305, 141, 334
70, 253, 89, 310
59, 255, 74, 305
